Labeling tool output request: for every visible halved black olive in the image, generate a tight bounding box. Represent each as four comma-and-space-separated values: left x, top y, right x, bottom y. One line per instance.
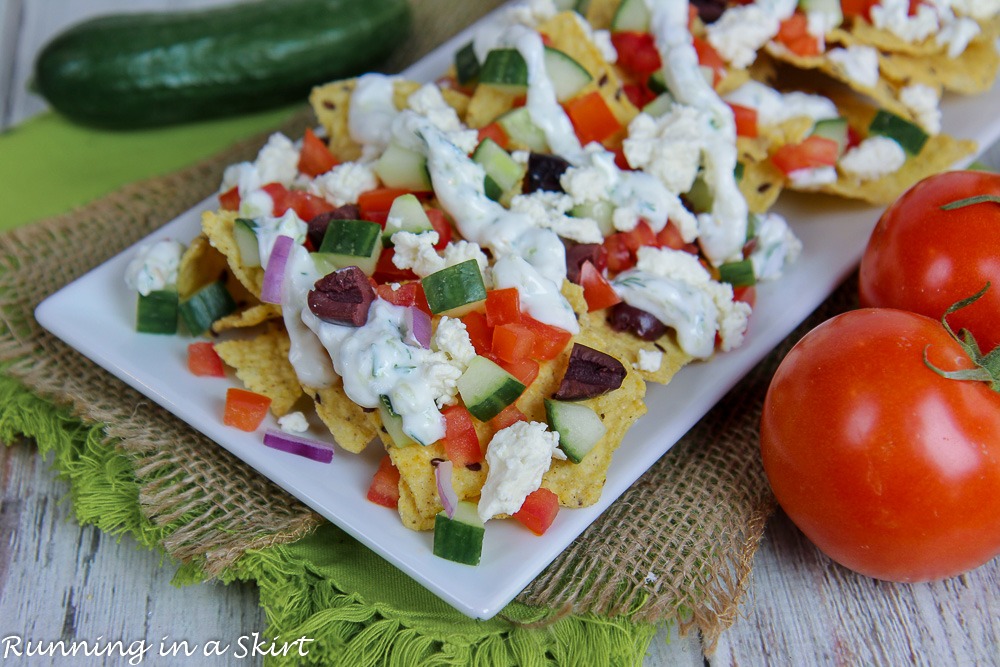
523, 153, 571, 194
307, 265, 374, 327
553, 343, 627, 400
607, 303, 668, 341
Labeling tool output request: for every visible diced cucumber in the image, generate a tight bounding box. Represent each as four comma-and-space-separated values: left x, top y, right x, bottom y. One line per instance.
378, 395, 418, 447
570, 199, 615, 236
746, 212, 761, 241
375, 142, 432, 191
457, 355, 526, 422
233, 217, 260, 268
433, 500, 485, 565
472, 138, 525, 198
718, 259, 756, 287
642, 92, 675, 118
478, 48, 528, 94
383, 194, 434, 247
646, 70, 669, 96
314, 218, 383, 276
811, 117, 849, 154
684, 175, 713, 213
454, 41, 480, 87
421, 259, 488, 317
868, 110, 928, 156
179, 281, 236, 337
483, 175, 504, 202
611, 0, 651, 31
798, 0, 843, 28
544, 46, 592, 102
576, 0, 593, 14
495, 107, 549, 152
136, 289, 178, 335
735, 161, 745, 183
544, 398, 606, 464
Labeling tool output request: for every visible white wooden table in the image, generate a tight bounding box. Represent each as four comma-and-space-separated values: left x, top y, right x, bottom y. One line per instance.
2, 2, 999, 665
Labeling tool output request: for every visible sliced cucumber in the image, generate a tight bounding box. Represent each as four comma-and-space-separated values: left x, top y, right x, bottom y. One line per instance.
479, 48, 528, 94
570, 199, 615, 236
483, 175, 504, 202
314, 218, 383, 276
233, 218, 261, 268
383, 193, 434, 247
375, 142, 432, 191
798, 0, 843, 28
421, 259, 488, 316
136, 289, 178, 335
646, 70, 669, 96
576, 0, 593, 14
457, 355, 526, 422
868, 110, 928, 156
735, 161, 745, 183
683, 175, 713, 214
544, 46, 592, 102
611, 0, 651, 31
472, 138, 525, 198
454, 41, 480, 87
179, 281, 236, 336
811, 117, 849, 154
746, 211, 761, 241
495, 107, 549, 152
433, 500, 485, 565
718, 259, 756, 287
642, 92, 675, 118
544, 398, 606, 464
378, 395, 418, 447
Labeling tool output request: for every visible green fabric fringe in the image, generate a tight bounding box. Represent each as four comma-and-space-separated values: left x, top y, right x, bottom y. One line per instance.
0, 370, 658, 666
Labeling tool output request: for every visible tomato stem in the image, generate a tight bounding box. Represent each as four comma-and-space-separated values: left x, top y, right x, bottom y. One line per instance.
923, 283, 1000, 392
939, 195, 1000, 211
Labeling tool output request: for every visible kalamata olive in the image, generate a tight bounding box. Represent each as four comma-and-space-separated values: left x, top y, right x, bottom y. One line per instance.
607, 303, 668, 341
691, 0, 726, 23
307, 266, 374, 327
523, 153, 571, 194
553, 344, 627, 400
307, 204, 362, 250
565, 243, 608, 284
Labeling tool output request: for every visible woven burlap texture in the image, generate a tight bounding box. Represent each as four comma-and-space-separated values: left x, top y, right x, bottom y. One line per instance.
0, 0, 865, 647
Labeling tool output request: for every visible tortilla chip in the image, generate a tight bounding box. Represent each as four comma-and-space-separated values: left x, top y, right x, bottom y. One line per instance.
877, 39, 1000, 94
211, 303, 282, 333
201, 210, 266, 299
837, 16, 1000, 59
303, 383, 379, 454
386, 440, 487, 526
214, 327, 302, 417
739, 158, 787, 213
465, 86, 523, 130
583, 0, 620, 30
177, 234, 256, 306
396, 477, 436, 531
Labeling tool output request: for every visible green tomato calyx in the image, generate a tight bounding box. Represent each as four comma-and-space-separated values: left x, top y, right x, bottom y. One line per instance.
939, 195, 1000, 211
923, 282, 1000, 392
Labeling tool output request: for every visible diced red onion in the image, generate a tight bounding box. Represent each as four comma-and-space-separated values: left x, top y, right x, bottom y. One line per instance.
263, 429, 335, 463
404, 306, 432, 349
261, 235, 293, 304
435, 460, 458, 519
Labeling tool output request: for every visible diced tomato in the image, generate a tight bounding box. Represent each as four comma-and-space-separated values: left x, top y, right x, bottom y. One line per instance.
261, 183, 289, 215
492, 323, 536, 363
366, 455, 401, 508
692, 37, 726, 87
485, 288, 521, 327
284, 189, 335, 221
776, 13, 822, 56
477, 122, 510, 150
219, 186, 240, 211
426, 208, 452, 250
358, 188, 412, 218
688, 4, 698, 27
512, 94, 528, 108
655, 220, 699, 254
539, 32, 554, 48
442, 405, 483, 466
603, 233, 635, 273
372, 248, 418, 284
376, 281, 432, 315
364, 210, 390, 228
188, 342, 226, 377
489, 403, 529, 435
298, 127, 339, 177
462, 311, 493, 355
729, 103, 759, 138
513, 487, 560, 535
621, 219, 657, 252
223, 388, 271, 432
841, 0, 878, 18
564, 91, 623, 145
613, 146, 631, 171
734, 285, 757, 309
846, 124, 863, 150
611, 31, 662, 74
623, 83, 656, 109
908, 0, 922, 15
521, 316, 573, 361
495, 356, 539, 388
770, 135, 840, 174
579, 261, 622, 312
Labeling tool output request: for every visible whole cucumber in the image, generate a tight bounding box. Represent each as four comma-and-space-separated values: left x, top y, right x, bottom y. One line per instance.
34, 0, 411, 128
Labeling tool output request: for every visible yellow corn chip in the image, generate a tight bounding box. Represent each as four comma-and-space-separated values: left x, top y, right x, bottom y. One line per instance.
397, 477, 436, 531
583, 0, 620, 30
214, 327, 303, 418
211, 303, 283, 334
201, 210, 266, 299
739, 158, 787, 213
386, 439, 487, 524
877, 39, 999, 94
303, 383, 379, 454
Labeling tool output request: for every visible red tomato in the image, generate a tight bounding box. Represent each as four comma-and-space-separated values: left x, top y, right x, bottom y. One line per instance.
372, 248, 418, 284
488, 403, 529, 435
426, 208, 452, 250
728, 103, 758, 138
513, 487, 559, 535
841, 0, 879, 18
520, 316, 572, 360
366, 455, 401, 508
492, 323, 535, 363
859, 170, 1000, 352
485, 288, 521, 327
187, 342, 225, 378
775, 13, 822, 56
564, 91, 623, 145
770, 135, 840, 174
223, 388, 271, 432
610, 31, 662, 74
492, 357, 539, 388
442, 405, 483, 466
283, 189, 335, 221
219, 186, 240, 211
297, 127, 338, 177
691, 36, 726, 87
579, 261, 622, 312
477, 122, 510, 150
760, 308, 1000, 582
461, 311, 493, 356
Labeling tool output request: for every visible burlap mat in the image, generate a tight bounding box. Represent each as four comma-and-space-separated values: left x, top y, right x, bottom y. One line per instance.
0, 0, 865, 648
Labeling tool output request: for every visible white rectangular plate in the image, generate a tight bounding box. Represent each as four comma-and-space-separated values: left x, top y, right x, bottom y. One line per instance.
35, 5, 1000, 619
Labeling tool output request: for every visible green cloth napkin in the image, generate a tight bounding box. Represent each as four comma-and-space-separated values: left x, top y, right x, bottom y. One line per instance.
0, 113, 657, 666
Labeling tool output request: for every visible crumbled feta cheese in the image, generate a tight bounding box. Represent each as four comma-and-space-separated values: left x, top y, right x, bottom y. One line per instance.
277, 411, 309, 434
707, 4, 783, 69
511, 150, 531, 168
826, 45, 880, 89
723, 81, 839, 127
900, 83, 942, 135
624, 108, 705, 194
509, 191, 604, 243
253, 133, 301, 188
406, 83, 479, 154
391, 231, 445, 277
442, 241, 492, 287
635, 245, 711, 284
613, 205, 640, 232
838, 136, 907, 181
560, 164, 611, 205
124, 239, 185, 296
636, 349, 663, 373
309, 162, 378, 206
478, 421, 565, 522
936, 16, 981, 57
871, 0, 940, 43
750, 213, 802, 282
788, 166, 838, 188
422, 354, 467, 409
508, 0, 558, 27
951, 0, 1000, 20
806, 9, 843, 49
432, 317, 476, 368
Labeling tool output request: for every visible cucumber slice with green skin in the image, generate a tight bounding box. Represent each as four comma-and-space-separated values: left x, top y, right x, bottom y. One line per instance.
472, 138, 525, 195
647, 70, 669, 96
544, 47, 592, 102
718, 259, 756, 287
383, 194, 434, 247
375, 142, 432, 191
483, 174, 504, 202
433, 500, 485, 565
611, 0, 651, 31
642, 92, 675, 118
576, 0, 593, 14
868, 110, 928, 156
454, 41, 480, 87
746, 211, 761, 241
179, 281, 236, 336
570, 199, 615, 236
378, 395, 418, 447
683, 175, 713, 214
811, 117, 849, 154
314, 218, 383, 275
136, 289, 178, 334
457, 355, 526, 422
421, 259, 488, 317
479, 49, 528, 94
233, 218, 261, 268
735, 161, 745, 183
496, 107, 549, 152
544, 398, 606, 464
